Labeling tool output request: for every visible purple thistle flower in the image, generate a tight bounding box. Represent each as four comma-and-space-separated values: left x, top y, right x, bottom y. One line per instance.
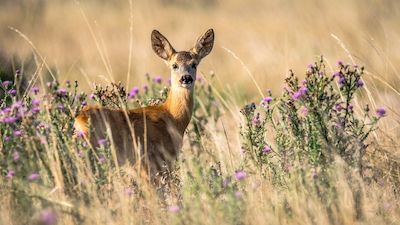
168, 205, 180, 213
376, 107, 386, 117
335, 103, 343, 111
252, 113, 260, 126
27, 172, 40, 182
153, 76, 162, 84
97, 139, 107, 146
299, 86, 308, 95
13, 151, 21, 162
292, 91, 302, 101
32, 99, 41, 106
262, 96, 273, 104
57, 88, 67, 96
98, 156, 106, 164
2, 80, 12, 87
235, 170, 247, 181
14, 130, 22, 137
6, 170, 15, 179
31, 107, 40, 114
338, 77, 346, 87
32, 86, 40, 95
3, 116, 17, 124
356, 79, 364, 87
234, 191, 243, 198
13, 101, 23, 109
81, 101, 87, 107
39, 208, 58, 225
128, 86, 140, 98
4, 136, 11, 142
89, 94, 96, 100
57, 104, 65, 111
7, 89, 17, 96
299, 106, 309, 118
333, 71, 341, 78
143, 85, 149, 92
337, 60, 344, 66
262, 145, 272, 154
348, 104, 354, 111
2, 107, 11, 114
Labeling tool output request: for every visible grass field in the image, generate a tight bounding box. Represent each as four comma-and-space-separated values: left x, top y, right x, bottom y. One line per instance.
1, 0, 400, 225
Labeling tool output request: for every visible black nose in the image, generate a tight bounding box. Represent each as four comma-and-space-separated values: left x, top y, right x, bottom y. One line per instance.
180, 75, 194, 84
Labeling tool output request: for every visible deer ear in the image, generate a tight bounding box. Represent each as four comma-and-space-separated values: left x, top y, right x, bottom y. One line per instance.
192, 29, 214, 59
151, 30, 175, 60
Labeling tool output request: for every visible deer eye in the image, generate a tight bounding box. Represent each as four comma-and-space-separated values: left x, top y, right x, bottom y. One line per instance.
172, 63, 179, 70
191, 63, 197, 69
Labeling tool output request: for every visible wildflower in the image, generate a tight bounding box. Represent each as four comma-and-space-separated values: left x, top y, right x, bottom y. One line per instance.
39, 208, 58, 225
81, 101, 87, 107
32, 99, 41, 106
298, 106, 309, 118
153, 76, 162, 84
338, 76, 347, 87
143, 85, 149, 92
2, 80, 12, 87
335, 103, 343, 111
234, 170, 247, 181
14, 130, 22, 137
27, 172, 40, 182
337, 60, 344, 66
4, 136, 11, 142
333, 71, 341, 78
57, 104, 65, 111
262, 96, 273, 104
66, 80, 71, 88
57, 89, 67, 96
97, 139, 107, 146
32, 86, 40, 95
356, 79, 364, 87
6, 170, 15, 179
234, 191, 243, 198
128, 86, 140, 98
252, 113, 260, 126
348, 104, 354, 111
168, 205, 180, 213
376, 107, 386, 117
98, 156, 106, 164
15, 69, 21, 76
89, 94, 96, 100
262, 145, 272, 154
7, 89, 17, 96
76, 131, 85, 138
31, 107, 40, 114
3, 116, 17, 124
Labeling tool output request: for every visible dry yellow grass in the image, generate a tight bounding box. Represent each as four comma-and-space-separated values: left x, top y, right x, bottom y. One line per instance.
1, 1, 400, 224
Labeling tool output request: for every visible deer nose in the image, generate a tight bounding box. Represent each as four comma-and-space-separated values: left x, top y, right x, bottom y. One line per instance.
179, 75, 194, 85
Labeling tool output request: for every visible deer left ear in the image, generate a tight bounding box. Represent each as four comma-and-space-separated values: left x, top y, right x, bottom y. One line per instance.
192, 29, 214, 60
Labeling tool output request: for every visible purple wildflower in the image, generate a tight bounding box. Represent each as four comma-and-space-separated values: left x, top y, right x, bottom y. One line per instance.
333, 71, 341, 78
356, 79, 364, 87
234, 191, 243, 198
262, 96, 273, 104
97, 139, 107, 146
262, 145, 272, 154
31, 107, 40, 114
128, 86, 140, 98
39, 208, 58, 225
3, 116, 17, 124
81, 101, 87, 107
335, 103, 343, 111
13, 152, 20, 162
6, 170, 15, 179
32, 86, 40, 95
89, 94, 96, 100
292, 91, 302, 101
2, 80, 12, 87
337, 60, 344, 66
32, 99, 41, 106
14, 130, 22, 137
252, 113, 260, 126
168, 205, 180, 213
143, 85, 149, 92
348, 104, 354, 111
235, 170, 247, 181
376, 107, 386, 117
27, 172, 40, 182
338, 77, 346, 87
98, 156, 106, 164
299, 106, 309, 118
153, 76, 162, 84
57, 88, 67, 96
7, 89, 17, 96
57, 104, 65, 111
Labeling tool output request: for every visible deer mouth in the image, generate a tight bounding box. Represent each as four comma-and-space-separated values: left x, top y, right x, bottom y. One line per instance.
179, 75, 194, 88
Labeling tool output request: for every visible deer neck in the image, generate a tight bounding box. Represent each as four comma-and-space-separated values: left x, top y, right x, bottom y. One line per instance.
163, 86, 194, 134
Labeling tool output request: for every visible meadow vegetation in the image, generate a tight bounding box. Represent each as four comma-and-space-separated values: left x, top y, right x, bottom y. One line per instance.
1, 0, 400, 225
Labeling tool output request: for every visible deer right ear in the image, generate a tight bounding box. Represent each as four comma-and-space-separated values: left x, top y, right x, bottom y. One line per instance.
151, 30, 175, 60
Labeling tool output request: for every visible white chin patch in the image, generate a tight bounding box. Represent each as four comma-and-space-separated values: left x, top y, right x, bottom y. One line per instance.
181, 83, 192, 88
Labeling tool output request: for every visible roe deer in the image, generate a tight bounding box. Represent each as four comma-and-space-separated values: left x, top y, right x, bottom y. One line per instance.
74, 29, 214, 181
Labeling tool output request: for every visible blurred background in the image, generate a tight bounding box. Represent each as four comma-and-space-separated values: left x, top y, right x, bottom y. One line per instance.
0, 0, 400, 102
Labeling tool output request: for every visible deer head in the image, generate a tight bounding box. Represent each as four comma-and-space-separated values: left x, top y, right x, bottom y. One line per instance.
151, 29, 214, 90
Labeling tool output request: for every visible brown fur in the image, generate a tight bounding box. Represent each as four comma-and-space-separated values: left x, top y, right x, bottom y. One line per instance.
74, 29, 214, 181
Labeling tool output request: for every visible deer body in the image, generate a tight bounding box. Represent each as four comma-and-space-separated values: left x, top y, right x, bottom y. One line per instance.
74, 29, 214, 179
